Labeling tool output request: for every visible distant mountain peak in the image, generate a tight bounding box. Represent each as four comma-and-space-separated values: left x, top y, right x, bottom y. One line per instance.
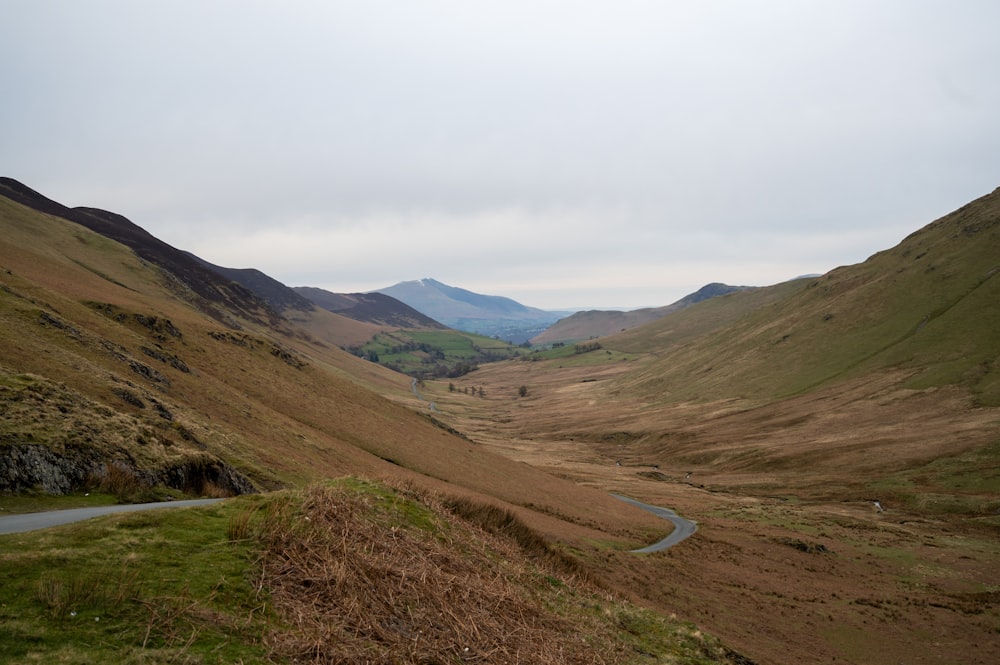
376, 278, 562, 343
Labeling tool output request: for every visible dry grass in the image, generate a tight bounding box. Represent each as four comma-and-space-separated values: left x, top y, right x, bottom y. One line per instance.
240, 481, 747, 665
422, 359, 1000, 665
250, 482, 610, 664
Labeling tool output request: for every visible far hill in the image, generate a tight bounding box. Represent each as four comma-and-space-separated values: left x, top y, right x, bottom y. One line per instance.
294, 286, 445, 329
531, 282, 751, 345
294, 286, 523, 378
376, 278, 563, 343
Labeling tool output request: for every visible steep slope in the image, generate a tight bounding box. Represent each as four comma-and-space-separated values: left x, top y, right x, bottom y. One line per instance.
188, 252, 316, 314
609, 186, 1000, 406
0, 182, 666, 547
418, 186, 1000, 665
532, 282, 752, 345
0, 178, 277, 327
295, 285, 446, 329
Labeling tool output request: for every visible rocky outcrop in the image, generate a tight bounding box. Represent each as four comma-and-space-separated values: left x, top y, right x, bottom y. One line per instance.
0, 443, 100, 495
0, 443, 257, 497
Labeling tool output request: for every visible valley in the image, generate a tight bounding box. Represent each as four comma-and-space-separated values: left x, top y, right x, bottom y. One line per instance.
416, 352, 1000, 664
1, 177, 998, 664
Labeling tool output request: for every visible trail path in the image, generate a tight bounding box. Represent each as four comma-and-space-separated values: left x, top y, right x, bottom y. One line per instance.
0, 498, 224, 535
411, 377, 437, 411
612, 494, 697, 552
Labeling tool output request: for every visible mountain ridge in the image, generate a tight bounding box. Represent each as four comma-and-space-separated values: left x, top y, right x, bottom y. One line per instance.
294, 285, 447, 329
531, 282, 753, 345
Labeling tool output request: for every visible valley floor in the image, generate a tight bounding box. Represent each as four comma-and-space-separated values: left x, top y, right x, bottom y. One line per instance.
408, 358, 1000, 665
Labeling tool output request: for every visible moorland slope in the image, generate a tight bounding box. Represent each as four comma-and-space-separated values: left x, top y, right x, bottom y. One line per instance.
418, 186, 1000, 665
531, 282, 751, 345
7, 179, 762, 662
0, 179, 674, 550
4, 178, 998, 664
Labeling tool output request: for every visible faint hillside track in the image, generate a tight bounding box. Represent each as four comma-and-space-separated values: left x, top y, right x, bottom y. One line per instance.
411, 377, 437, 411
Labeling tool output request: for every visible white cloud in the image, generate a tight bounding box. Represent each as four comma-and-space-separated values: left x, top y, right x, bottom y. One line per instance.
2, 1, 999, 309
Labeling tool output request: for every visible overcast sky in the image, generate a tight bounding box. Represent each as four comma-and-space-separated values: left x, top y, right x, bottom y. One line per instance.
3, 1, 999, 309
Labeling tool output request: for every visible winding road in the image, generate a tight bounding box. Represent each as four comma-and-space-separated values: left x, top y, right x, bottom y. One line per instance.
0, 498, 224, 535
1, 492, 695, 555
612, 494, 697, 552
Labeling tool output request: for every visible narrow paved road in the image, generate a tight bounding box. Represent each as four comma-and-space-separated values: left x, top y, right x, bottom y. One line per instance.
0, 499, 224, 535
612, 494, 697, 552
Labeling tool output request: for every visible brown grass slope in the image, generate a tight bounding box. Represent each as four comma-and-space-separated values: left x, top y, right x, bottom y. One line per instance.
607, 186, 1000, 406
416, 186, 1000, 665
296, 286, 448, 329
0, 177, 282, 328
0, 185, 669, 549
532, 283, 752, 345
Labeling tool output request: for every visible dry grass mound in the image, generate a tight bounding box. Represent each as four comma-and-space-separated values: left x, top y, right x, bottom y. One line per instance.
245, 481, 744, 665
254, 482, 602, 664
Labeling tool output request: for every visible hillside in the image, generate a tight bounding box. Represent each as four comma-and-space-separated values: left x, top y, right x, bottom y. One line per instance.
0, 180, 676, 545
0, 179, 773, 662
531, 282, 752, 345
377, 278, 563, 342
4, 177, 998, 664
189, 252, 317, 314
607, 186, 1000, 406
295, 285, 445, 329
0, 178, 279, 327
416, 186, 1000, 665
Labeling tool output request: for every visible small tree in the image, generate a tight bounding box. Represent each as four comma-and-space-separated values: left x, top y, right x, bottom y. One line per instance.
518, 385, 528, 398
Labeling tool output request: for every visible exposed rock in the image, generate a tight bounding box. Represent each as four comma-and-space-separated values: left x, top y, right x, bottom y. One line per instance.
0, 443, 101, 494
0, 443, 257, 497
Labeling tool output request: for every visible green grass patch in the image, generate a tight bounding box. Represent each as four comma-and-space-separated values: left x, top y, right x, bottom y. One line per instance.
348, 329, 522, 378
0, 498, 270, 664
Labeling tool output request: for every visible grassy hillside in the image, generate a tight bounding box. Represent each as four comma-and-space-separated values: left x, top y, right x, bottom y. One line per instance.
0, 190, 670, 542
414, 186, 1000, 665
531, 283, 752, 346
2, 182, 754, 662
606, 187, 1000, 406
6, 178, 999, 664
